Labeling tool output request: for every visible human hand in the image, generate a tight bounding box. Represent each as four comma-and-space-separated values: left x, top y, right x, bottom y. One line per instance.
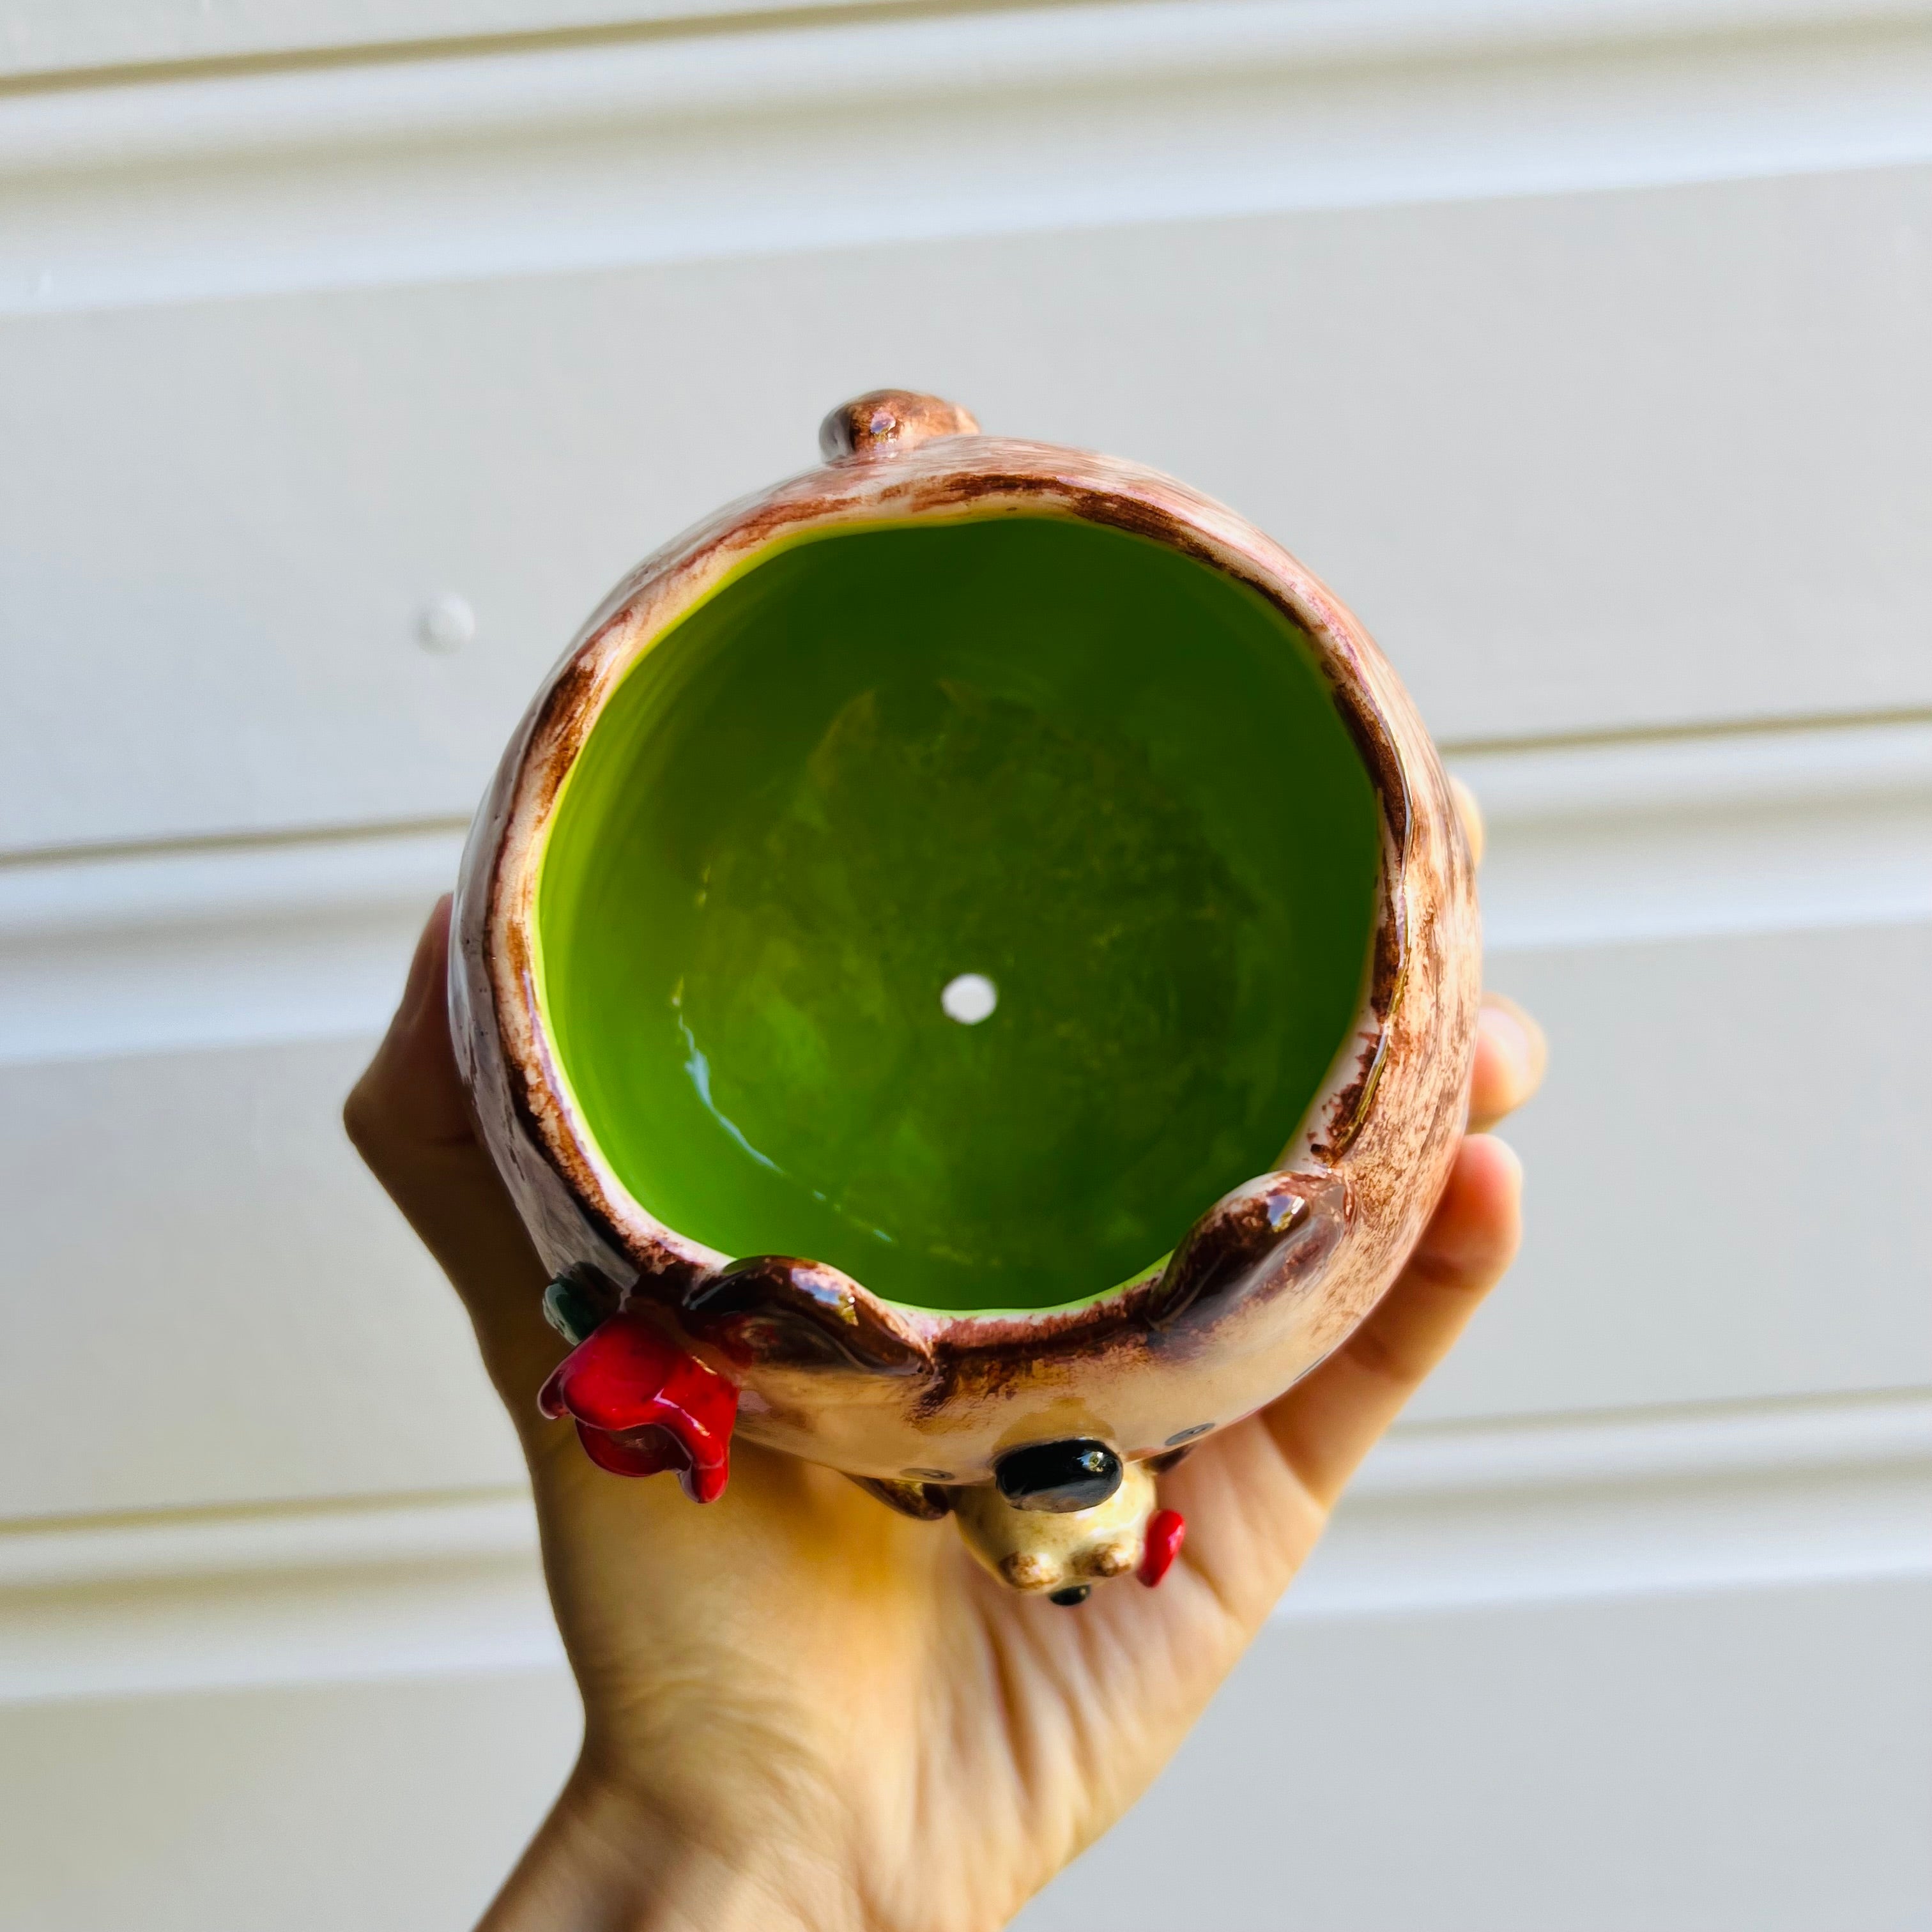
346, 876, 1542, 1932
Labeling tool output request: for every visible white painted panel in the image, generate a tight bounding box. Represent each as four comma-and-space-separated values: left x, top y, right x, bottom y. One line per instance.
8, 167, 1932, 849
0, 921, 1923, 1515
3, 1392, 1921, 1705
8, 720, 1924, 1065
12, 0, 1932, 316
0, 1671, 579, 1932
1419, 919, 1932, 1420
0, 1038, 525, 1521
0, 1581, 1922, 1931
1016, 1579, 1932, 1931
1, 726, 1924, 1515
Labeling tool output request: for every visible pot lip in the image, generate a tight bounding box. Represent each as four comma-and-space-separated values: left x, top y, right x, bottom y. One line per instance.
478, 431, 1414, 1349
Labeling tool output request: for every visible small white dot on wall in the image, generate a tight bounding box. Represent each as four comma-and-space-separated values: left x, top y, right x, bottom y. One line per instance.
941, 972, 998, 1025
417, 592, 476, 654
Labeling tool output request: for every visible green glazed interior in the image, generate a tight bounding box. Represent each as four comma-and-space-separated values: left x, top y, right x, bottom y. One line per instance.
533, 515, 1381, 1316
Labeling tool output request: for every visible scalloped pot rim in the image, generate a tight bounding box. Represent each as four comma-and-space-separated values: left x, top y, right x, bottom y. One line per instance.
478, 434, 1429, 1346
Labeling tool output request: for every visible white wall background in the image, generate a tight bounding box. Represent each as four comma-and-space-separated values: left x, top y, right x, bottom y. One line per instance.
2, 1, 1930, 1924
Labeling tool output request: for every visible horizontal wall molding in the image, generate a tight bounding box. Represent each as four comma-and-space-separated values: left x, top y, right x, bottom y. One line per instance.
1453, 716, 1932, 949
0, 825, 465, 1064
6, 0, 1931, 89
0, 1491, 536, 1595
1, 1388, 1923, 1704
1293, 1388, 1932, 1620
3, 717, 1925, 1066
0, 0, 919, 83
9, 0, 1932, 313
0, 1491, 562, 1707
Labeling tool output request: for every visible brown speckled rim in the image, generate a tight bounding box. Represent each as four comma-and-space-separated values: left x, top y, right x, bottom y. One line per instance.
479, 435, 1418, 1351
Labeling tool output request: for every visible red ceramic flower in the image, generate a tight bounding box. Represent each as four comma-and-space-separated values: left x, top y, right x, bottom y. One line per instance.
537, 1310, 739, 1503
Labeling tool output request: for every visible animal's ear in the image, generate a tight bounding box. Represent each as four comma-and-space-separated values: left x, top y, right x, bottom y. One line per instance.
1143, 1169, 1349, 1333
682, 1257, 931, 1375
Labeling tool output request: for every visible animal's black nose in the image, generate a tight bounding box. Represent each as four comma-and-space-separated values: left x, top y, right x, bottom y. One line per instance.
995, 1439, 1123, 1513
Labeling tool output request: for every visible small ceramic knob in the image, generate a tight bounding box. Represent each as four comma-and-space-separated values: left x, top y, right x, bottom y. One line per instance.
818, 390, 980, 461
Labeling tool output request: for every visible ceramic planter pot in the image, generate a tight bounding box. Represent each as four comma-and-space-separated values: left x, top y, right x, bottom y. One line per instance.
452, 390, 1479, 1603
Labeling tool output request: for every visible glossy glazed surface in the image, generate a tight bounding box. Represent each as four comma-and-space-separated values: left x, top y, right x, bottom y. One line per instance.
454, 417, 1480, 1488
533, 516, 1379, 1314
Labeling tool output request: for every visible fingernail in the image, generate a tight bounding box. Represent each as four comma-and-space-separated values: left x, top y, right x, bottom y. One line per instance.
1482, 1132, 1524, 1188
1480, 996, 1544, 1091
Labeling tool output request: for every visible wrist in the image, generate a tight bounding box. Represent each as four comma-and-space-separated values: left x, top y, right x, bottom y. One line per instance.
477, 1759, 866, 1932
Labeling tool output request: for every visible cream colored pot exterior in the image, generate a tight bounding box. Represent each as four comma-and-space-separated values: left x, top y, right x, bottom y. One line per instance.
450, 393, 1480, 1494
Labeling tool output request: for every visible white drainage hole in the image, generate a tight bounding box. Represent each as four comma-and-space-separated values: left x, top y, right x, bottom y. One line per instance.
940, 972, 999, 1025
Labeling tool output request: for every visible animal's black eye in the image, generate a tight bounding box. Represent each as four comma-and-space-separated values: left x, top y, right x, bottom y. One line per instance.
995, 1439, 1123, 1513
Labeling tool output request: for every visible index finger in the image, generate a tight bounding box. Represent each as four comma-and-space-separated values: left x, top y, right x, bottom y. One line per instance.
344, 899, 562, 1413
